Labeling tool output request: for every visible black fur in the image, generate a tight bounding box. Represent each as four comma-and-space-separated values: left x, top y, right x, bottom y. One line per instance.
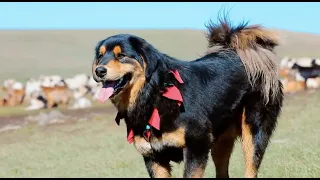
92, 20, 284, 178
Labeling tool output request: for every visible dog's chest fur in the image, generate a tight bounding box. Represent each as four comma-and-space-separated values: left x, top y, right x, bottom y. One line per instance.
114, 69, 186, 157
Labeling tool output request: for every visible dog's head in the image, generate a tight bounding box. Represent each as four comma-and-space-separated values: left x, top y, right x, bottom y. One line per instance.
92, 34, 158, 111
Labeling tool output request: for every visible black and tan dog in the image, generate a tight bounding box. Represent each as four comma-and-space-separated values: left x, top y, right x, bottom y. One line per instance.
91, 15, 284, 178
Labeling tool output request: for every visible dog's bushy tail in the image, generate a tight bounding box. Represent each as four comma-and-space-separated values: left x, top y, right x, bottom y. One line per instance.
205, 14, 281, 104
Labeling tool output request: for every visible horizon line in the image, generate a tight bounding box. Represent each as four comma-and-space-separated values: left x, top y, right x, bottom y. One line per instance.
0, 27, 319, 35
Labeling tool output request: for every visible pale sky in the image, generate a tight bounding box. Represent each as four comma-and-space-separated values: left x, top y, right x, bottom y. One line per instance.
0, 2, 319, 34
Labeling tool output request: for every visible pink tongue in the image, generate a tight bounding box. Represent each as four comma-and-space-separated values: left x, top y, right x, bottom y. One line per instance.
98, 82, 116, 103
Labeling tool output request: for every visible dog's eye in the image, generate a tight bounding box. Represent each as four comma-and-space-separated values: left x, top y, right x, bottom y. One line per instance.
117, 53, 126, 59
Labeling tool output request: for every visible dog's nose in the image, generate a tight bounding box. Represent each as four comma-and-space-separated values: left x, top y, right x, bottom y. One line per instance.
95, 66, 107, 78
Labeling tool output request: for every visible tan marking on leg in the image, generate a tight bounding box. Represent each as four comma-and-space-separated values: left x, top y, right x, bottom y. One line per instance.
133, 136, 152, 156
152, 162, 172, 178
241, 108, 257, 178
211, 139, 236, 178
151, 127, 186, 151
162, 127, 186, 147
211, 124, 239, 178
99, 45, 106, 56
190, 166, 206, 178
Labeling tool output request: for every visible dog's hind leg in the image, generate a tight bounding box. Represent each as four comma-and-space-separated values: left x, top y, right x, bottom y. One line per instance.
211, 124, 239, 178
241, 93, 282, 178
211, 138, 236, 178
182, 125, 213, 178
183, 147, 210, 178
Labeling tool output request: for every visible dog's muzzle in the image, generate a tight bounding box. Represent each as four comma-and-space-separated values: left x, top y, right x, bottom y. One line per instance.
95, 66, 107, 78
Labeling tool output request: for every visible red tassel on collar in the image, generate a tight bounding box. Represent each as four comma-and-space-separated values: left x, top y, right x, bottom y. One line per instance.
162, 86, 183, 106
148, 108, 161, 130
162, 70, 184, 106
169, 70, 184, 84
127, 129, 134, 144
126, 69, 184, 143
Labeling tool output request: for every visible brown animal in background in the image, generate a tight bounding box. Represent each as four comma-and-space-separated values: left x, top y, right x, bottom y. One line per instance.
0, 98, 7, 107
0, 88, 25, 107
279, 67, 291, 79
13, 88, 25, 105
41, 84, 72, 109
281, 75, 306, 94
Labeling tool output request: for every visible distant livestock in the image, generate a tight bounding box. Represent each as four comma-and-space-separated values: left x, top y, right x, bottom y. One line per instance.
0, 74, 102, 110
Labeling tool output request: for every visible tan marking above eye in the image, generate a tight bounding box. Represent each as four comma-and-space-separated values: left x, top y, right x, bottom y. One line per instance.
99, 45, 106, 56
113, 45, 122, 56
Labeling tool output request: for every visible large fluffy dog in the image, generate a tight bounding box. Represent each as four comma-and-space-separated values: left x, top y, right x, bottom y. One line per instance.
92, 16, 284, 178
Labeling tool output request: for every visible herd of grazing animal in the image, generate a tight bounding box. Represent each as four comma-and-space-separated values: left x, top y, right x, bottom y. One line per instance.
0, 74, 102, 110
279, 56, 320, 93
0, 56, 319, 111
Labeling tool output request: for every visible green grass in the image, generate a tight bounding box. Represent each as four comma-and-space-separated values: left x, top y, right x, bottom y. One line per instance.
0, 91, 319, 178
0, 106, 34, 117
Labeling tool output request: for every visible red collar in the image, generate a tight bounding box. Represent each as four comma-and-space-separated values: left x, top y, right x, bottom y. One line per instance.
126, 69, 184, 143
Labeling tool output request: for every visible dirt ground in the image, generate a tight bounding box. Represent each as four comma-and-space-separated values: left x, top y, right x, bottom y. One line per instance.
0, 105, 117, 131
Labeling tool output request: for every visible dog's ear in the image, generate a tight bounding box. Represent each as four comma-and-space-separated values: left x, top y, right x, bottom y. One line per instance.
128, 36, 147, 53
128, 36, 146, 64
129, 36, 158, 80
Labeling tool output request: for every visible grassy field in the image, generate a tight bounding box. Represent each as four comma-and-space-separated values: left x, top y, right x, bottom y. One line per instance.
0, 90, 319, 178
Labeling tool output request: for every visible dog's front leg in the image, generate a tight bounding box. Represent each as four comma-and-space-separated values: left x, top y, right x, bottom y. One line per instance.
143, 156, 172, 178
183, 147, 209, 178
